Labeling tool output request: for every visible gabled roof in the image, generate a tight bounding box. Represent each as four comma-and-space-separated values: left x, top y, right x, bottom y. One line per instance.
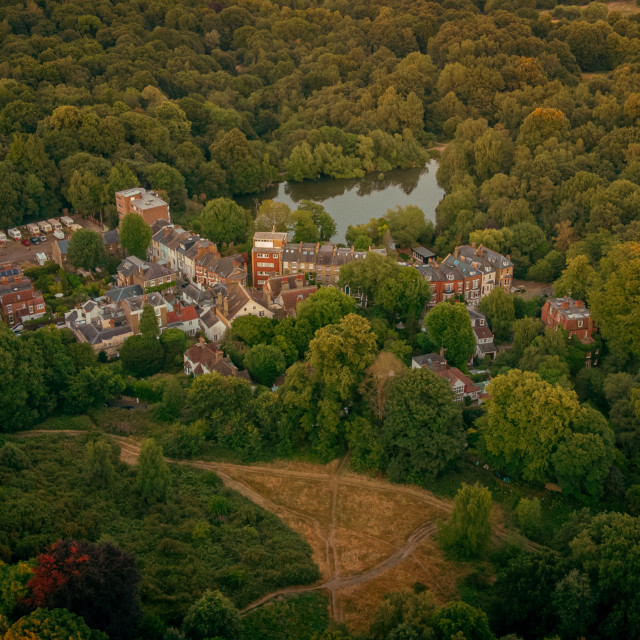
105, 285, 144, 303
276, 287, 318, 315
167, 305, 198, 324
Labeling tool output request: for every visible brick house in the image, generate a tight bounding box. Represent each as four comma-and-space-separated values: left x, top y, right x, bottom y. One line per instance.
455, 244, 513, 291
0, 275, 46, 327
541, 297, 595, 344
442, 254, 482, 305
184, 339, 250, 380
416, 261, 465, 306
195, 253, 247, 288
121, 292, 168, 334
116, 256, 176, 290
262, 274, 317, 317
116, 188, 170, 226
251, 231, 288, 287
411, 352, 482, 403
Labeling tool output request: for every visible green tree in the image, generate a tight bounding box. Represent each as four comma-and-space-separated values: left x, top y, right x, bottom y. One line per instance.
120, 335, 164, 378
370, 588, 437, 640
338, 253, 400, 305
84, 439, 115, 489
67, 229, 106, 270
64, 367, 125, 414
432, 601, 495, 640
160, 328, 187, 369
139, 303, 159, 338
254, 200, 292, 233
4, 608, 107, 640
244, 344, 286, 387
438, 482, 492, 559
382, 368, 464, 482
482, 370, 614, 497
553, 254, 599, 303
291, 209, 319, 242
182, 589, 242, 640
424, 303, 476, 369
0, 441, 30, 470
478, 288, 515, 341
136, 438, 170, 504
0, 560, 33, 617
197, 198, 249, 246
120, 213, 152, 260
590, 244, 640, 367
515, 497, 542, 538
161, 376, 184, 421
374, 267, 430, 322
384, 204, 433, 247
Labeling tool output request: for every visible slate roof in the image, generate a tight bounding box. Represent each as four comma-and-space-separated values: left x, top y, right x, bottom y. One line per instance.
105, 285, 143, 303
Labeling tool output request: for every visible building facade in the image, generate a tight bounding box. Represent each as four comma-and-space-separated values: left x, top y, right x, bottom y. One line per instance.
251, 231, 288, 287
541, 297, 595, 344
116, 188, 170, 226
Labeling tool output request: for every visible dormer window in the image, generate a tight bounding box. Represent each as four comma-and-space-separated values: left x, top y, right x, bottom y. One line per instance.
480, 319, 484, 325
425, 275, 432, 281
447, 274, 454, 280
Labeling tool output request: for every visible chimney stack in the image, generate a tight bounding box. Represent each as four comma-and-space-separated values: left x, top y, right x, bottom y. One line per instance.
296, 274, 304, 289
454, 246, 459, 258
282, 278, 290, 291
223, 295, 229, 317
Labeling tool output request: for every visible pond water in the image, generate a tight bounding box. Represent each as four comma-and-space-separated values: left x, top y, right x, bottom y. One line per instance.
236, 159, 444, 243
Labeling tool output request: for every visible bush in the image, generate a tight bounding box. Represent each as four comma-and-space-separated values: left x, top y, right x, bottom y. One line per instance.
515, 497, 542, 538
0, 442, 30, 470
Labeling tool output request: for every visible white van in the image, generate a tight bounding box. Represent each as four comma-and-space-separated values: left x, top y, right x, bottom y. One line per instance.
60, 216, 74, 227
36, 252, 48, 266
8, 228, 21, 240
47, 218, 62, 231
38, 220, 52, 234
26, 223, 40, 236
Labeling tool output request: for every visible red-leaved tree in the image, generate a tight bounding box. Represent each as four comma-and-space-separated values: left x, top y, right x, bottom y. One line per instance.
26, 539, 141, 640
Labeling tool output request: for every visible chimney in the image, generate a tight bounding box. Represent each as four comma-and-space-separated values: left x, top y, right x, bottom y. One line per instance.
561, 300, 569, 309
223, 295, 229, 316
282, 278, 290, 291
296, 274, 304, 289
217, 291, 223, 307
575, 300, 584, 308
472, 261, 479, 269
471, 242, 476, 248
454, 246, 459, 258
199, 336, 206, 346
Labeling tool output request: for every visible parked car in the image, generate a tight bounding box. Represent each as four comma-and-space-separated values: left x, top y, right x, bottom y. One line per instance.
21, 238, 30, 246
30, 237, 40, 245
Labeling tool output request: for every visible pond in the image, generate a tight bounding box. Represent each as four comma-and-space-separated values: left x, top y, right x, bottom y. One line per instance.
236, 159, 444, 243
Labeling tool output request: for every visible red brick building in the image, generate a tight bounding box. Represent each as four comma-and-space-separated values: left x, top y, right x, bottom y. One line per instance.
116, 188, 170, 226
0, 275, 46, 327
416, 261, 465, 306
251, 231, 288, 287
541, 297, 595, 344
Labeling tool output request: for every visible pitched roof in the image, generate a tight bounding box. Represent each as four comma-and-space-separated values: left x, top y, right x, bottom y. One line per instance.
184, 341, 250, 380
105, 285, 144, 303
167, 305, 198, 324
276, 287, 318, 315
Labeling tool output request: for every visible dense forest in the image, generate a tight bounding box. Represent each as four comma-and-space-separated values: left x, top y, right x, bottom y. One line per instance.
1, 0, 640, 234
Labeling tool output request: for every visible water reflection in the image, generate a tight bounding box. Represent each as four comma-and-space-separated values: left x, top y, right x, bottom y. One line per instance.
236, 159, 444, 243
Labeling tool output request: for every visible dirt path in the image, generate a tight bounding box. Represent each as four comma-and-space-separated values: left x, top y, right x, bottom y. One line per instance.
13, 430, 541, 617
239, 522, 438, 615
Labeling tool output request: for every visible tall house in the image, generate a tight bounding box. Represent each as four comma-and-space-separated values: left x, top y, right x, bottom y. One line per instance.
541, 297, 595, 344
251, 231, 288, 288
116, 188, 170, 227
455, 244, 513, 291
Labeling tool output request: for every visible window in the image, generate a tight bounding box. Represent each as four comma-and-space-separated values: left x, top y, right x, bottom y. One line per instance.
28, 306, 33, 313
272, 253, 277, 258
6, 304, 11, 312
37, 304, 44, 310
259, 311, 265, 317
578, 320, 583, 327
447, 274, 454, 280
149, 280, 155, 287
480, 319, 484, 325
